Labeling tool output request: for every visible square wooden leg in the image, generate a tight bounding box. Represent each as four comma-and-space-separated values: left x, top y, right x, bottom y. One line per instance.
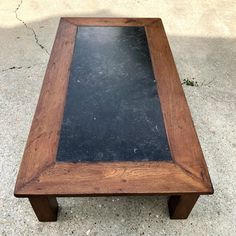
168, 194, 200, 219
29, 196, 58, 222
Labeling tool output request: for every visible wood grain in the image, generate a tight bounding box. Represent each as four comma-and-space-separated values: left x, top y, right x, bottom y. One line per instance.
64, 17, 158, 26
16, 162, 211, 196
145, 20, 213, 190
14, 18, 77, 194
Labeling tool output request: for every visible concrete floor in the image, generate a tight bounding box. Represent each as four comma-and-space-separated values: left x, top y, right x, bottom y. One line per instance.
0, 0, 236, 235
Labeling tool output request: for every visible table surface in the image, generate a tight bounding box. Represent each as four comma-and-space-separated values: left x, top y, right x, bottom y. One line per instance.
56, 26, 172, 163
14, 18, 213, 197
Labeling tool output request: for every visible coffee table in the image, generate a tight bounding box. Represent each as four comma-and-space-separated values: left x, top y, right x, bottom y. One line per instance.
14, 17, 213, 222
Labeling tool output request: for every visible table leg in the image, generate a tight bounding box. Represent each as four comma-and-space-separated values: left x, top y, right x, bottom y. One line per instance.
29, 196, 58, 222
168, 194, 199, 219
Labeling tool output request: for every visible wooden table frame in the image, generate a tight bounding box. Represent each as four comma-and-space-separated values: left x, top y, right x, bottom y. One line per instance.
14, 17, 213, 221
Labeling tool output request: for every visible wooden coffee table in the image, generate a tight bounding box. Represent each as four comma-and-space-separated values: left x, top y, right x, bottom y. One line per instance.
14, 17, 213, 222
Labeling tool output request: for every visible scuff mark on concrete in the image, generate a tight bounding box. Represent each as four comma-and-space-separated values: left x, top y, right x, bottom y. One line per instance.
14, 0, 49, 55
201, 78, 215, 87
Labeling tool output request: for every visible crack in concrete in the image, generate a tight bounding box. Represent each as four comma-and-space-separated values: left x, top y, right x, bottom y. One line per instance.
14, 0, 49, 55
1, 65, 31, 72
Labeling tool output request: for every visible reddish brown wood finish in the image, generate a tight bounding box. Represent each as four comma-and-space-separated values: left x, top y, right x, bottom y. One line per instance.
145, 21, 212, 183
14, 18, 77, 194
15, 162, 210, 196
64, 17, 158, 26
29, 197, 58, 222
14, 18, 213, 221
168, 194, 200, 219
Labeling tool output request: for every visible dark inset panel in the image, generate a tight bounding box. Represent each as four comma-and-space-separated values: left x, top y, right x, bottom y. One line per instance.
56, 26, 172, 162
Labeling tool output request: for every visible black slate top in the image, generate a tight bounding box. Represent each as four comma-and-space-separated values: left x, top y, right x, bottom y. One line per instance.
56, 26, 172, 163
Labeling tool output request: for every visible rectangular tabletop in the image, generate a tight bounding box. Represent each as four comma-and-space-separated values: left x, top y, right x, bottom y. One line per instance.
15, 18, 213, 197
